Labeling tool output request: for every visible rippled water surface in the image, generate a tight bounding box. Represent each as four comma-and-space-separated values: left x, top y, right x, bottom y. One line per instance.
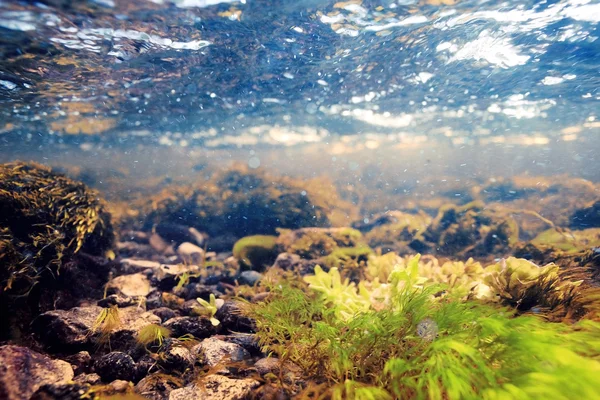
1, 0, 598, 155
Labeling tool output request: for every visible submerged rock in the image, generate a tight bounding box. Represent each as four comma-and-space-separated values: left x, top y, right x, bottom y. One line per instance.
163, 316, 218, 339
158, 342, 196, 372
133, 166, 356, 242
0, 345, 74, 400
32, 305, 160, 351
193, 337, 250, 368
107, 273, 152, 297
136, 373, 182, 400
30, 383, 90, 400
0, 162, 115, 338
215, 301, 255, 334
571, 201, 600, 229
94, 352, 136, 383
177, 242, 205, 264
168, 375, 259, 400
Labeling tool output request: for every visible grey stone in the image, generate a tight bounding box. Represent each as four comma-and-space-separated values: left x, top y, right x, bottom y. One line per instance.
193, 337, 249, 368
177, 242, 205, 264
238, 270, 263, 286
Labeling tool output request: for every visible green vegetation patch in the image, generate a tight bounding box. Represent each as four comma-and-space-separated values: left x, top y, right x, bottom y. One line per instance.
245, 255, 600, 399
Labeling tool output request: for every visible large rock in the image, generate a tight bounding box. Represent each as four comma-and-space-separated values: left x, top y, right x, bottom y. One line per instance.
32, 305, 160, 351
193, 337, 249, 368
163, 316, 218, 339
107, 273, 152, 297
0, 345, 74, 400
215, 301, 255, 334
168, 375, 259, 400
94, 352, 136, 383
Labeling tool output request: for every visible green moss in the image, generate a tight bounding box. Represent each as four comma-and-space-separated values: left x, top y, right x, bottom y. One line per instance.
233, 235, 279, 271
246, 255, 600, 399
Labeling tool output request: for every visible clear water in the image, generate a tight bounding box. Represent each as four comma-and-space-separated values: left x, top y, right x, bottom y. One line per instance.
1, 1, 600, 397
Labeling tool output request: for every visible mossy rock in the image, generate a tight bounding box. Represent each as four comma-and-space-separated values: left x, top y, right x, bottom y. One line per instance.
410, 202, 519, 257
134, 165, 357, 239
357, 211, 431, 254
233, 235, 279, 271
277, 227, 364, 259
0, 162, 115, 294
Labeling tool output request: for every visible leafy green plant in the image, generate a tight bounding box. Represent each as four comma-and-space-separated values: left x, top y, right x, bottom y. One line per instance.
246, 254, 600, 399
197, 294, 220, 326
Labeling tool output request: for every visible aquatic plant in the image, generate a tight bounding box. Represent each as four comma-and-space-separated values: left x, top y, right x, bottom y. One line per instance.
92, 305, 121, 346
245, 254, 600, 399
197, 294, 220, 326
137, 324, 171, 347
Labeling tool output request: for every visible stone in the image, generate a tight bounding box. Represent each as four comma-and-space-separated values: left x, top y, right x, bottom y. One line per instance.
238, 270, 263, 286
222, 334, 262, 356
97, 293, 140, 308
120, 258, 161, 274
168, 375, 259, 400
181, 283, 222, 301
74, 373, 101, 385
193, 337, 249, 368
163, 316, 218, 339
117, 242, 155, 259
152, 307, 178, 322
150, 233, 175, 255
159, 343, 196, 372
63, 351, 92, 375
155, 263, 202, 290
94, 352, 136, 382
134, 354, 157, 383
107, 273, 152, 297
0, 345, 74, 400
136, 373, 181, 400
181, 299, 203, 316
177, 242, 205, 264
32, 305, 160, 351
272, 252, 317, 275
30, 383, 90, 400
215, 301, 255, 333
254, 357, 301, 378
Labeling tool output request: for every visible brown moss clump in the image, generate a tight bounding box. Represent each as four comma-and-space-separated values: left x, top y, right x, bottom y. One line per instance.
0, 161, 115, 295
133, 164, 357, 239
356, 211, 431, 254
409, 201, 519, 258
